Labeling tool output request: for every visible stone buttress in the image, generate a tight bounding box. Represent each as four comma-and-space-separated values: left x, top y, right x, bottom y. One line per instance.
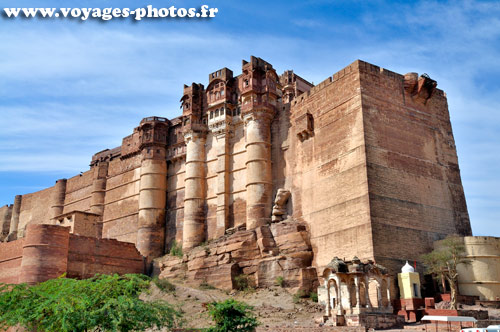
136, 117, 169, 260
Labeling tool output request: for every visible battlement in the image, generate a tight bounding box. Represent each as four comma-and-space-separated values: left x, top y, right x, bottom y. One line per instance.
140, 116, 170, 124
208, 67, 233, 84
242, 55, 274, 72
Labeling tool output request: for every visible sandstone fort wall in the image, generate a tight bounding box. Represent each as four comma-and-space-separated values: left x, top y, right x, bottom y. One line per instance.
357, 61, 471, 273
0, 239, 24, 284
0, 224, 144, 284
286, 60, 373, 268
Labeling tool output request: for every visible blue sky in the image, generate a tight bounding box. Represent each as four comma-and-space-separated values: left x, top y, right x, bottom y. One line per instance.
0, 0, 498, 236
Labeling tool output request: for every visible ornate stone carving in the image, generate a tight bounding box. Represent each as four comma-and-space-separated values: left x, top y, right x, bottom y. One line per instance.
271, 189, 291, 222
296, 112, 314, 141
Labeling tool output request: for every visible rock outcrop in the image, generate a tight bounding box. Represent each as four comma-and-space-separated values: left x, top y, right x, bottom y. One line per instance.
155, 218, 317, 293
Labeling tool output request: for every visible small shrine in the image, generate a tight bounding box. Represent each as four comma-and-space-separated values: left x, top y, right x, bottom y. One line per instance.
394, 261, 425, 322
318, 257, 403, 329
398, 261, 421, 299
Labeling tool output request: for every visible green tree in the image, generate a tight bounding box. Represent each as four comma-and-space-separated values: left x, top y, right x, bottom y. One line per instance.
0, 274, 182, 332
205, 299, 259, 332
421, 235, 470, 309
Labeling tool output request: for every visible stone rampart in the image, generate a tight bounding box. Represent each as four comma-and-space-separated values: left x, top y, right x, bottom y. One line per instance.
0, 224, 144, 285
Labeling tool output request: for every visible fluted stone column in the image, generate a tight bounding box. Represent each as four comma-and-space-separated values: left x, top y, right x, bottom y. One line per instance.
386, 278, 392, 309
7, 195, 22, 241
183, 131, 206, 249
244, 114, 273, 230
325, 279, 331, 317
137, 158, 167, 259
365, 276, 372, 309
355, 276, 361, 309
377, 282, 382, 308
90, 162, 108, 216
50, 179, 67, 222
215, 132, 229, 237
334, 275, 343, 315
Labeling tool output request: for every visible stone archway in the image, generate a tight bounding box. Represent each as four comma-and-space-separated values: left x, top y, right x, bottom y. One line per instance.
359, 279, 367, 307
381, 279, 389, 307
327, 278, 338, 314
348, 278, 357, 309
368, 279, 380, 308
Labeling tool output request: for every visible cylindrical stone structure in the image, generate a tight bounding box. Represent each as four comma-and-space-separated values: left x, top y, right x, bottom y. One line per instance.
183, 131, 207, 250
19, 224, 70, 284
49, 179, 67, 221
215, 132, 230, 238
136, 158, 167, 259
244, 115, 273, 230
90, 162, 108, 216
7, 195, 22, 241
1, 205, 12, 239
456, 236, 500, 301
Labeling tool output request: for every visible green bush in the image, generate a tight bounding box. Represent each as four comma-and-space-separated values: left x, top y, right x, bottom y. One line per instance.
275, 276, 285, 287
169, 240, 183, 257
153, 276, 176, 293
293, 289, 306, 303
205, 299, 259, 332
0, 274, 182, 332
233, 274, 250, 291
309, 291, 318, 302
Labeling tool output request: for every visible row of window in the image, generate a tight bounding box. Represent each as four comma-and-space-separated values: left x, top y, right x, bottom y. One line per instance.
209, 107, 241, 119
209, 89, 225, 102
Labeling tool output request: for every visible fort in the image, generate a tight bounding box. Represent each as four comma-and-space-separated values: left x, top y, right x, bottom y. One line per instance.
0, 57, 472, 299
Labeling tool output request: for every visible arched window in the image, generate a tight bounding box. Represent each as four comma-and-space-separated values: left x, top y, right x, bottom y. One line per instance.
220, 108, 225, 116
210, 111, 214, 119
220, 90, 225, 97
215, 109, 219, 117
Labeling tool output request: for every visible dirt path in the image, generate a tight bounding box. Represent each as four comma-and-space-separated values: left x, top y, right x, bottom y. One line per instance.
145, 280, 323, 330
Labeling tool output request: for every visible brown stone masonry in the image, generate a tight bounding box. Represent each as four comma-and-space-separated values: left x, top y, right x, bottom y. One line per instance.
1, 57, 471, 293
0, 224, 144, 284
